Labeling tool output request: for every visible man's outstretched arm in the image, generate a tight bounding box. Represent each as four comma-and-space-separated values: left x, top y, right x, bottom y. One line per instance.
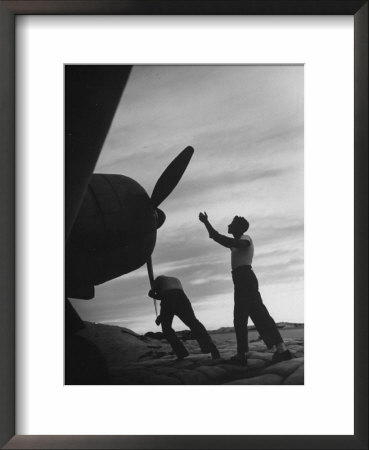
198, 212, 250, 249
209, 230, 250, 249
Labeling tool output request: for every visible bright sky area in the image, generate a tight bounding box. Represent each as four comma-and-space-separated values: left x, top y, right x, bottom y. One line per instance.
70, 65, 304, 334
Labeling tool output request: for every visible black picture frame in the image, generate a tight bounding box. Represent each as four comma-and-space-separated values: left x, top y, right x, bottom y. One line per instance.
0, 1, 367, 449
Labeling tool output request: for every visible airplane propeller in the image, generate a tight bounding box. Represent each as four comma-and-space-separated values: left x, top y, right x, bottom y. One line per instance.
147, 145, 194, 309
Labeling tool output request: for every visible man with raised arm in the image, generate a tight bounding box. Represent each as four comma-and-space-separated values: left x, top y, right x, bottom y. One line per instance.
199, 212, 292, 365
149, 275, 220, 360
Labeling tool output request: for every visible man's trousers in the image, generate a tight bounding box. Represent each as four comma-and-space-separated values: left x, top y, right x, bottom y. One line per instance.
232, 265, 283, 354
160, 290, 217, 358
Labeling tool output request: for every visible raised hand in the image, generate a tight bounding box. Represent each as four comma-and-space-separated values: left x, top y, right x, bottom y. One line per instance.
199, 211, 208, 223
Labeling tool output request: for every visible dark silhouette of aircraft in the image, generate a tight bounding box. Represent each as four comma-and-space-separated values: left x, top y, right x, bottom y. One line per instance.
65, 66, 194, 383
66, 146, 194, 301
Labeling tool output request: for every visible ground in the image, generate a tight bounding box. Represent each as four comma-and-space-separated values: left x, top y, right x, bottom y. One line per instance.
74, 322, 304, 385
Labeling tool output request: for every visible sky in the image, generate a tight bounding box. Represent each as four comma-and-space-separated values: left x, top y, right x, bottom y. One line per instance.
70, 65, 304, 334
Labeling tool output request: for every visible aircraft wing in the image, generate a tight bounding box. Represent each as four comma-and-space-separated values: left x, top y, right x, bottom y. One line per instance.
65, 65, 132, 239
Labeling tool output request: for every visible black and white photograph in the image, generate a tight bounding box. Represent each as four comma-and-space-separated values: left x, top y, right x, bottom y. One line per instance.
65, 64, 304, 386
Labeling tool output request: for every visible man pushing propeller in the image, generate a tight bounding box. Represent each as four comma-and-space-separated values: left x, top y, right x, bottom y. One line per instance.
147, 272, 220, 361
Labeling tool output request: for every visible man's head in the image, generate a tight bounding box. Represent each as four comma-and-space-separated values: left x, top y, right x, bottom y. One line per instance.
228, 216, 249, 237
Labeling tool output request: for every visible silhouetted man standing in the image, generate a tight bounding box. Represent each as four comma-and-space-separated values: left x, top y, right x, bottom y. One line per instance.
199, 212, 292, 365
149, 275, 220, 360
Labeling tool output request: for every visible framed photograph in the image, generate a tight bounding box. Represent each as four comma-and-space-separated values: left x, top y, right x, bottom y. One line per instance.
1, 1, 367, 449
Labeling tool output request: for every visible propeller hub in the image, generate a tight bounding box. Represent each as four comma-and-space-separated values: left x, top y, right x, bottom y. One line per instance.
155, 208, 166, 229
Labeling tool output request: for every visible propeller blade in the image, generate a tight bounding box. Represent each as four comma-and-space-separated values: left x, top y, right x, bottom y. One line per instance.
147, 257, 158, 317
150, 146, 194, 208
147, 256, 155, 288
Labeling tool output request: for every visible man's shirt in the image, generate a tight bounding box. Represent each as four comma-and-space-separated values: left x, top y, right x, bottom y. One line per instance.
153, 276, 183, 295
231, 235, 254, 269
209, 230, 254, 269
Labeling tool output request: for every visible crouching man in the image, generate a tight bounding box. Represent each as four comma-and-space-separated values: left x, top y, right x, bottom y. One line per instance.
149, 275, 220, 360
